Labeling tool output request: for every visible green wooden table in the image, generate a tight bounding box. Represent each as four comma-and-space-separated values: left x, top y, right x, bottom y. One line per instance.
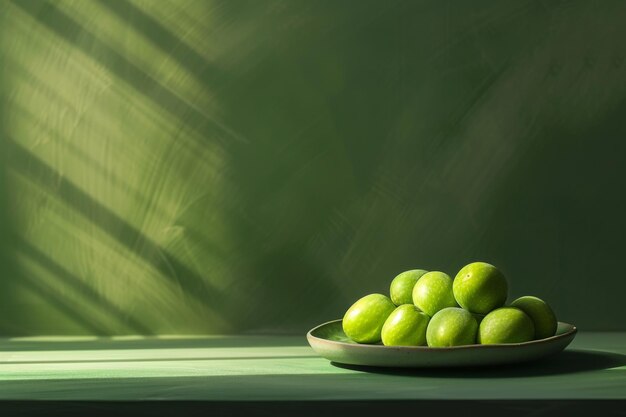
0, 332, 624, 416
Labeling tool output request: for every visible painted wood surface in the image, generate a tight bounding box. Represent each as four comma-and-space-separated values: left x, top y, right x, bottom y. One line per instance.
0, 332, 624, 400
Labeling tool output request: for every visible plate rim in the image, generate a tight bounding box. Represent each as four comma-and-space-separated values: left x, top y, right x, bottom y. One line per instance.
307, 319, 577, 351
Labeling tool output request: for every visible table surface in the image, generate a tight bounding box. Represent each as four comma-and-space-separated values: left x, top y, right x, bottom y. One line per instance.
0, 331, 624, 401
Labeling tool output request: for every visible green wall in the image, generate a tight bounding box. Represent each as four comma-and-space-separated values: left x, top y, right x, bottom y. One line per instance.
1, 0, 625, 335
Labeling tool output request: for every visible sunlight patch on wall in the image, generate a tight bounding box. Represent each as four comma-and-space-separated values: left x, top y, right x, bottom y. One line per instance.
0, 0, 240, 334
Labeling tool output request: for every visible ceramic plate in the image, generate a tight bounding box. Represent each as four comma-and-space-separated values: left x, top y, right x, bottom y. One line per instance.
307, 319, 577, 368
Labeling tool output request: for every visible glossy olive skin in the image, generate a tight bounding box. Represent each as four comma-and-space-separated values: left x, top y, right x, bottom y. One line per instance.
342, 294, 396, 344
510, 296, 557, 339
389, 269, 428, 306
412, 271, 457, 317
381, 304, 430, 346
426, 307, 478, 347
478, 307, 535, 344
453, 262, 508, 314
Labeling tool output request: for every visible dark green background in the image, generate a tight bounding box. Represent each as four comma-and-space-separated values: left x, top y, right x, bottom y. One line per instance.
1, 0, 625, 335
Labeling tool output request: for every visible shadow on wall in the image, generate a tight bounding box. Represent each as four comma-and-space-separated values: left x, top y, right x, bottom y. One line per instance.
1, 0, 626, 335
5, 138, 223, 319
1, 0, 345, 335
11, 0, 237, 147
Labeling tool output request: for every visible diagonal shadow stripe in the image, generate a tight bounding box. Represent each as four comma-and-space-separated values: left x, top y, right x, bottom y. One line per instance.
15, 270, 110, 335
7, 100, 230, 269
95, 0, 221, 85
2, 51, 218, 165
5, 138, 224, 324
7, 97, 170, 225
9, 96, 231, 264
11, 0, 242, 147
16, 239, 153, 335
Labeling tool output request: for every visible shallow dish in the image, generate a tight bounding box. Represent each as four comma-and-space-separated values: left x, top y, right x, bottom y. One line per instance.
307, 319, 577, 368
